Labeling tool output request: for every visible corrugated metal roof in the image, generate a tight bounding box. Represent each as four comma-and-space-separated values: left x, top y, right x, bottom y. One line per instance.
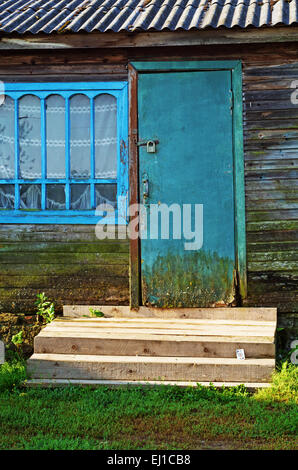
0, 0, 297, 34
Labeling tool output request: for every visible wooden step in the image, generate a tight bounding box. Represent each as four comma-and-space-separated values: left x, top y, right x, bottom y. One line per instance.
34, 317, 275, 358
35, 330, 275, 359
55, 317, 277, 326
44, 318, 276, 338
49, 317, 276, 331
27, 354, 275, 383
42, 325, 275, 337
63, 306, 277, 322
29, 310, 277, 385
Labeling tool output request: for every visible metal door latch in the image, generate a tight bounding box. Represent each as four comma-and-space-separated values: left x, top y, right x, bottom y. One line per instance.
142, 173, 149, 204
136, 139, 159, 153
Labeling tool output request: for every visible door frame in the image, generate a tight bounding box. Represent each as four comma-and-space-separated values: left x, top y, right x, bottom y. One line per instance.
128, 60, 246, 308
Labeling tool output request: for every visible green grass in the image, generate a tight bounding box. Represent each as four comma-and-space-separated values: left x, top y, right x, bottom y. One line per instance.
0, 360, 297, 450
0, 356, 27, 392
255, 362, 298, 404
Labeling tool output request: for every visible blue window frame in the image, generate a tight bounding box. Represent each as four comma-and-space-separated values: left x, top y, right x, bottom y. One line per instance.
0, 82, 128, 224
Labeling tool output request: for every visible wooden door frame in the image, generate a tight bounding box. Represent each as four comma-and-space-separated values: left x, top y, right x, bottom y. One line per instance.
128, 60, 246, 308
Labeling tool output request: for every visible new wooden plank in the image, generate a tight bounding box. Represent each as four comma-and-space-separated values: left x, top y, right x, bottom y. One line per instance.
63, 306, 277, 321
34, 333, 275, 358
38, 330, 274, 343
56, 317, 276, 326
42, 323, 276, 338
34, 334, 275, 358
48, 318, 276, 329
27, 354, 275, 383
45, 321, 276, 331
43, 326, 275, 339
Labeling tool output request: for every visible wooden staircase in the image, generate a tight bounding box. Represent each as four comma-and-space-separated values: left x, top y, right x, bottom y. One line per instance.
27, 307, 277, 388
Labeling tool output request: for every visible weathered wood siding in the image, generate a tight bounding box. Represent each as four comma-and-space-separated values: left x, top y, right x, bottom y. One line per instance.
0, 225, 129, 313
243, 62, 298, 316
0, 43, 297, 343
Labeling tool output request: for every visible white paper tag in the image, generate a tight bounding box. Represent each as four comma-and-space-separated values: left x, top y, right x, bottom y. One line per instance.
0, 340, 4, 364
236, 349, 245, 360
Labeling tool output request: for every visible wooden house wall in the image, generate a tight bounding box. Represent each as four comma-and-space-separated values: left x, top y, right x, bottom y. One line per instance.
0, 225, 129, 313
0, 42, 297, 342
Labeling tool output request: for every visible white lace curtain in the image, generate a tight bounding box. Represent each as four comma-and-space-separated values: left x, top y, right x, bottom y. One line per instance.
70, 93, 117, 179
0, 96, 15, 179
0, 92, 117, 210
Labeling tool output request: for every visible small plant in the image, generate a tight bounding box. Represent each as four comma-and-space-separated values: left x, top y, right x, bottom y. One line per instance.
35, 292, 55, 324
89, 307, 104, 318
11, 330, 24, 346
11, 330, 24, 360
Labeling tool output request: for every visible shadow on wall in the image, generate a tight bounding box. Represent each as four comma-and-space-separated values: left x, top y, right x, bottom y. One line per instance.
0, 313, 43, 359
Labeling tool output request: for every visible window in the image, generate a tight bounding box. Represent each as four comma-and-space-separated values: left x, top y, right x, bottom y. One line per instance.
0, 82, 128, 223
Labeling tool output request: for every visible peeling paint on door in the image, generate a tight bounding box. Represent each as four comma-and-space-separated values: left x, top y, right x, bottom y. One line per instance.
141, 250, 235, 308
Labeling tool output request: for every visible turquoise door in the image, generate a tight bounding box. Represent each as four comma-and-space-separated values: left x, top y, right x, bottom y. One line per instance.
138, 70, 236, 307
